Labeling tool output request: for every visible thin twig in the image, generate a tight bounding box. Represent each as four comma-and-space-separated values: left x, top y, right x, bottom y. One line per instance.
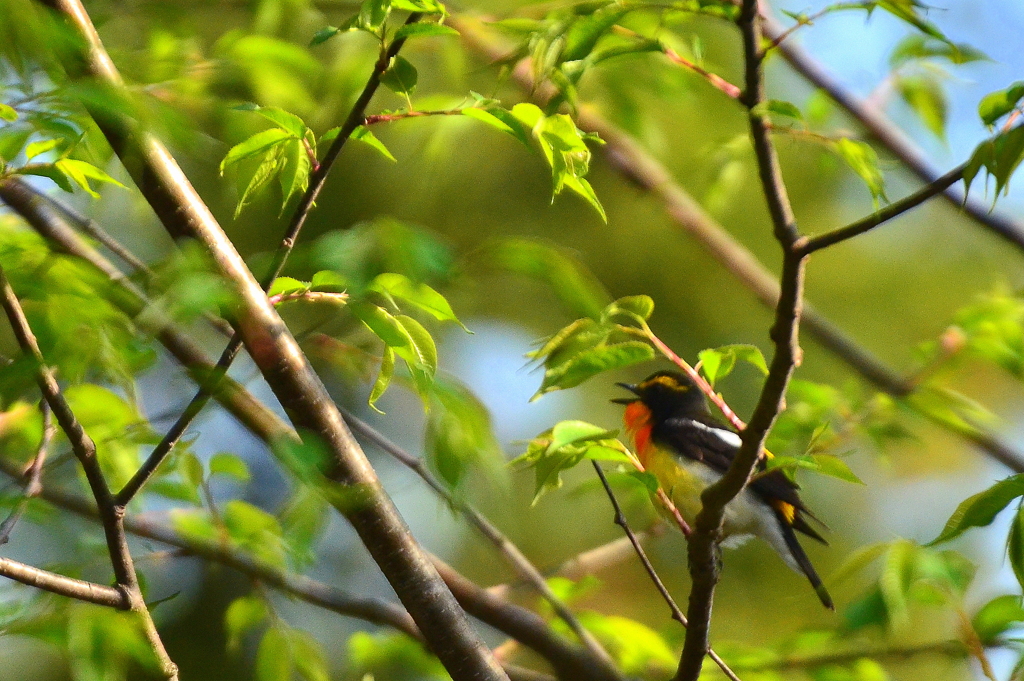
342, 410, 622, 679
0, 402, 54, 545
800, 165, 966, 254
0, 265, 178, 679
591, 463, 741, 681
609, 26, 741, 99
0, 556, 129, 607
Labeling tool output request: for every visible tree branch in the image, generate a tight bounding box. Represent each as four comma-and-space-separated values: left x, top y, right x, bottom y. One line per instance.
35, 3, 507, 676
0, 556, 128, 608
800, 165, 965, 255
763, 13, 1024, 253
676, 2, 808, 677
0, 401, 53, 545
0, 264, 178, 679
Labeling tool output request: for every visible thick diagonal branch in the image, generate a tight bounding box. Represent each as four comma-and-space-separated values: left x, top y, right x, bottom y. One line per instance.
35, 1, 506, 677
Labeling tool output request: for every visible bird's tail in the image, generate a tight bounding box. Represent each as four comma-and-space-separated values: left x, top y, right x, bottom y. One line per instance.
775, 511, 834, 611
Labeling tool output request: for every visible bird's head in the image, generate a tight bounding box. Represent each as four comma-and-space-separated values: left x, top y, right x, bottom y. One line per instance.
613, 370, 708, 422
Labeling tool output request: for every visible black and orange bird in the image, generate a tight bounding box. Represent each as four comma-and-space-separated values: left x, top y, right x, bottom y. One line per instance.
614, 370, 834, 610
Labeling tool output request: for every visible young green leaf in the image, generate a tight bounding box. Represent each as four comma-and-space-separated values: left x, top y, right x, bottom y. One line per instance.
368, 346, 395, 413
310, 26, 342, 46
359, 0, 392, 31
602, 295, 654, 324
268, 276, 308, 296
1009, 505, 1024, 593
390, 0, 447, 14
233, 143, 286, 218
978, 81, 1024, 126
24, 138, 61, 161
278, 137, 311, 211
242, 105, 308, 138
350, 126, 397, 162
179, 451, 205, 488
54, 159, 126, 198
896, 74, 947, 140
210, 452, 251, 482
425, 378, 505, 490
381, 56, 418, 96
698, 344, 768, 387
289, 630, 330, 681
394, 22, 459, 41
225, 595, 269, 651
220, 127, 293, 173
369, 272, 468, 330
461, 107, 530, 146
533, 341, 654, 399
928, 474, 1024, 545
751, 99, 804, 122
0, 103, 17, 122
256, 626, 292, 681
834, 137, 887, 204
972, 594, 1024, 646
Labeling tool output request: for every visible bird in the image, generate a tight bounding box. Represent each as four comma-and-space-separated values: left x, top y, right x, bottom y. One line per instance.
613, 370, 834, 610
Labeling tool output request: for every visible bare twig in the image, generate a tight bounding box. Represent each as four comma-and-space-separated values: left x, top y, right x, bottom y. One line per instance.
591, 463, 741, 681
0, 402, 54, 545
0, 556, 128, 607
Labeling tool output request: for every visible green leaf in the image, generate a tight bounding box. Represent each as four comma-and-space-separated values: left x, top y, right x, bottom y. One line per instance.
210, 452, 251, 481
368, 346, 395, 413
896, 74, 947, 140
347, 632, 448, 680
179, 452, 205, 488
964, 126, 1024, 198
561, 5, 630, 62
220, 127, 294, 173
310, 26, 341, 46
426, 378, 505, 490
350, 126, 397, 162
533, 341, 654, 399
462, 107, 529, 146
256, 627, 292, 681
234, 144, 286, 218
573, 612, 676, 676
310, 270, 347, 292
278, 138, 311, 211
225, 595, 268, 651
752, 99, 804, 122
224, 500, 287, 567
243, 105, 308, 138
698, 344, 768, 387
14, 163, 73, 193
1009, 505, 1024, 592
978, 82, 1024, 126
268, 276, 308, 296
834, 138, 887, 204
973, 594, 1024, 646
764, 453, 864, 485
390, 0, 447, 14
602, 295, 654, 324
369, 272, 467, 329
394, 22, 459, 41
0, 103, 17, 122
290, 630, 329, 681
381, 56, 418, 96
928, 474, 1024, 545
395, 313, 437, 376
359, 0, 392, 31
875, 0, 949, 42
889, 35, 988, 67
486, 238, 611, 319
24, 139, 61, 161
629, 470, 660, 493
548, 420, 618, 454
54, 159, 126, 199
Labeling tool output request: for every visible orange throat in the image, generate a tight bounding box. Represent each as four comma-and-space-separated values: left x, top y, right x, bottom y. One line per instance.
623, 401, 653, 466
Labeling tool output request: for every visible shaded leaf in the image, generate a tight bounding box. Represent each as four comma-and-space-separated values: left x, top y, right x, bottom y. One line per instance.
351, 126, 397, 162
381, 56, 418, 96
929, 474, 1024, 545
533, 341, 654, 399
368, 346, 395, 413
394, 22, 459, 40
210, 452, 251, 481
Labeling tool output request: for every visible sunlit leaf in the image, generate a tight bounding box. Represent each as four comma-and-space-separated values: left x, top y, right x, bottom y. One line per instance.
368, 346, 395, 413
210, 452, 251, 481
394, 22, 459, 41
350, 126, 397, 162
369, 272, 467, 329
896, 74, 947, 139
978, 82, 1024, 126
54, 159, 125, 199
973, 594, 1024, 646
268, 276, 308, 296
533, 341, 654, 399
225, 595, 268, 651
834, 138, 886, 205
220, 127, 293, 173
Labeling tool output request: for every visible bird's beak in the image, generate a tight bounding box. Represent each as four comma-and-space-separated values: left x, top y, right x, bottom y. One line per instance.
611, 382, 639, 404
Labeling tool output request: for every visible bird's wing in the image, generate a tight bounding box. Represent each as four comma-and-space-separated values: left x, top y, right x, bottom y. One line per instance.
656, 416, 827, 543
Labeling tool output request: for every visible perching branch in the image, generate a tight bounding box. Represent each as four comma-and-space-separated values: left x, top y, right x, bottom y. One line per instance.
35, 2, 507, 676
676, 2, 808, 678
0, 556, 128, 608
591, 463, 741, 681
0, 264, 178, 679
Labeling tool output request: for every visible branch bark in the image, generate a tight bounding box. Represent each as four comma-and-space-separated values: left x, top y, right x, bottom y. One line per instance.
676, 2, 807, 677
34, 1, 507, 678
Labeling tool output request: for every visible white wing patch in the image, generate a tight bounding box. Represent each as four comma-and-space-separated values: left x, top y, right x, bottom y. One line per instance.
686, 419, 742, 449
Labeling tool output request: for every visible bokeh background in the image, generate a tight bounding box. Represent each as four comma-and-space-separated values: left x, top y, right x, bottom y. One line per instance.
1, 0, 1024, 679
